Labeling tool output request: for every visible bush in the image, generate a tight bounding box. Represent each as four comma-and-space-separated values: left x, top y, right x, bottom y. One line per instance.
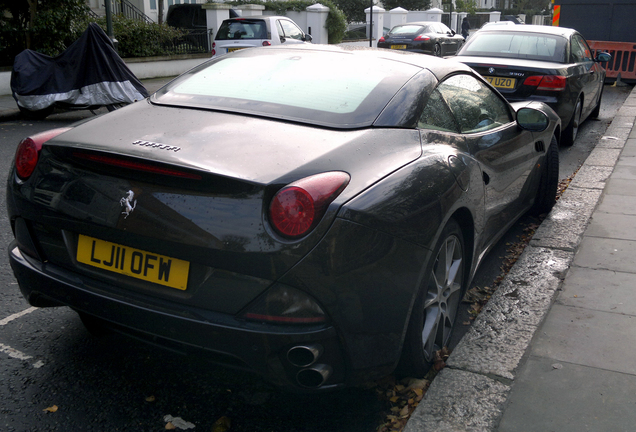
90, 16, 185, 58
228, 0, 347, 44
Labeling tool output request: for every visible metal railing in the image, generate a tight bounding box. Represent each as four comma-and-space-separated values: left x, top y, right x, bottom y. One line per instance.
109, 0, 154, 24
162, 29, 213, 55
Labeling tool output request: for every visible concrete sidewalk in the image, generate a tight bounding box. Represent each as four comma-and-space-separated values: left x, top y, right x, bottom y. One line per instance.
406, 85, 636, 431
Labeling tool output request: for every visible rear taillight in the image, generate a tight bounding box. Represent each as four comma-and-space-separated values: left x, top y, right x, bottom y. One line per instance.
15, 128, 71, 180
269, 171, 350, 239
523, 75, 566, 91
379, 36, 385, 43
414, 35, 430, 41
262, 41, 271, 46
211, 41, 216, 56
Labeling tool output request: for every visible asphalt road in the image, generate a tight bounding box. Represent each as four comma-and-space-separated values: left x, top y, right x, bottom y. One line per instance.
0, 84, 632, 431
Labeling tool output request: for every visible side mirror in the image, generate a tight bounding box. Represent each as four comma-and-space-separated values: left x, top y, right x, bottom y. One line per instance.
451, 29, 456, 36
304, 34, 313, 43
517, 107, 549, 132
280, 36, 286, 44
595, 52, 612, 63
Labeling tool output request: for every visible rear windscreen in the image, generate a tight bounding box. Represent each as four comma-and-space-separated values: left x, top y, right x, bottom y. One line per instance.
459, 32, 567, 63
152, 48, 423, 128
215, 20, 268, 40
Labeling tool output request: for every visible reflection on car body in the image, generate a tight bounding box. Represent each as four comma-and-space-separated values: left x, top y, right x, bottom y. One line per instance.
8, 45, 560, 391
454, 25, 611, 146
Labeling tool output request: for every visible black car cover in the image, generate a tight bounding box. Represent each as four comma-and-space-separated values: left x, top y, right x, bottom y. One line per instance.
11, 23, 149, 111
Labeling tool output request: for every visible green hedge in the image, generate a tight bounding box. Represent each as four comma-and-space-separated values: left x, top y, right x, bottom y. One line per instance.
90, 16, 186, 58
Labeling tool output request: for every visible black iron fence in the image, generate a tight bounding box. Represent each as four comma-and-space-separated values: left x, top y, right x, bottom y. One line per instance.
160, 29, 213, 55
0, 28, 212, 67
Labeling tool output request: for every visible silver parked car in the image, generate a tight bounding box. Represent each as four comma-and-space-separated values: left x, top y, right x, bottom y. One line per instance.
211, 15, 311, 57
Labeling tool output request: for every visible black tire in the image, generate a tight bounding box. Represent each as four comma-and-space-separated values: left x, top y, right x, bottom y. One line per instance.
562, 97, 582, 146
18, 105, 54, 120
399, 218, 466, 377
433, 43, 442, 57
590, 86, 603, 119
530, 135, 559, 216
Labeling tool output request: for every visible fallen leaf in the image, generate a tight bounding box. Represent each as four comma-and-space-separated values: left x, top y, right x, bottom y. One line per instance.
43, 405, 58, 413
145, 395, 156, 402
212, 416, 231, 432
165, 422, 176, 430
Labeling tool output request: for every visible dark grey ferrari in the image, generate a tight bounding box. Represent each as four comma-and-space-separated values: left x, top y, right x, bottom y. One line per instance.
7, 45, 560, 391
454, 25, 611, 146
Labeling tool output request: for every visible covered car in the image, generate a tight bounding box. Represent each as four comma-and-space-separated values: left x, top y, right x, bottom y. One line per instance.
377, 21, 465, 57
454, 25, 611, 146
10, 23, 148, 119
7, 45, 559, 391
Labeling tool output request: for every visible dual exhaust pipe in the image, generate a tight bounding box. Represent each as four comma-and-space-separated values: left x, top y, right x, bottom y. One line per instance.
286, 344, 332, 388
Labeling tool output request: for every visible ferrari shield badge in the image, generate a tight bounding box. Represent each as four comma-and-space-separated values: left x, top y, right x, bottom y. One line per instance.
120, 190, 137, 219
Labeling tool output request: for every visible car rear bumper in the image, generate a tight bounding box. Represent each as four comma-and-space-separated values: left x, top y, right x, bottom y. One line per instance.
8, 242, 347, 391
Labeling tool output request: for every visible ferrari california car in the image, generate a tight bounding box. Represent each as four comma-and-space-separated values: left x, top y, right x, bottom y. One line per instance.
211, 15, 311, 58
454, 25, 611, 146
377, 21, 465, 57
7, 45, 560, 391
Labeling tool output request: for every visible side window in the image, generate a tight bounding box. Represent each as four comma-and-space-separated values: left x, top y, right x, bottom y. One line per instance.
279, 20, 304, 40
418, 89, 459, 132
437, 74, 512, 134
439, 23, 451, 34
574, 35, 593, 61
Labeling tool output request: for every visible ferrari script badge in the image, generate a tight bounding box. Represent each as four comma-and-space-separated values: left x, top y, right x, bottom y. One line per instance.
120, 190, 137, 219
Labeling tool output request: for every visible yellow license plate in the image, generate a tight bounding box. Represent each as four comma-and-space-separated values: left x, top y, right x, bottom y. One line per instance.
391, 45, 407, 50
227, 47, 244, 53
76, 234, 190, 290
486, 76, 516, 89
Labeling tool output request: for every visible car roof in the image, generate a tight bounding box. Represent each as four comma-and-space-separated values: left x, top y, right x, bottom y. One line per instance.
223, 15, 289, 21
395, 21, 445, 26
477, 24, 577, 38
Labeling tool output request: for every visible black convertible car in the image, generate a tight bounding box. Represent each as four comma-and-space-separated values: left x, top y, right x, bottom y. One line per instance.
454, 25, 611, 146
7, 45, 560, 391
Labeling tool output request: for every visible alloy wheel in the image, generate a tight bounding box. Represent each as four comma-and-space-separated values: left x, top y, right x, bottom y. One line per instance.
420, 233, 464, 363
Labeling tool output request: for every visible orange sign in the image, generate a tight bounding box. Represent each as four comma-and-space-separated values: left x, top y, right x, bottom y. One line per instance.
553, 5, 560, 26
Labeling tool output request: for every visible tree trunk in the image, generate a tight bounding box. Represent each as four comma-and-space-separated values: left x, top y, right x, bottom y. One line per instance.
26, 0, 37, 49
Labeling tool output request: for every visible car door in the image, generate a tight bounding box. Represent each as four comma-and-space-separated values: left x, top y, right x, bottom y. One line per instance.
418, 73, 540, 246
277, 19, 307, 45
437, 23, 460, 55
571, 33, 603, 117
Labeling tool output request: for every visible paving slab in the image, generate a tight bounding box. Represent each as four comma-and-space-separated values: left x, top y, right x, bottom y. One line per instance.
585, 212, 636, 240
530, 303, 636, 375
498, 357, 636, 432
596, 193, 636, 214
573, 236, 636, 273
601, 177, 636, 196
557, 266, 636, 315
